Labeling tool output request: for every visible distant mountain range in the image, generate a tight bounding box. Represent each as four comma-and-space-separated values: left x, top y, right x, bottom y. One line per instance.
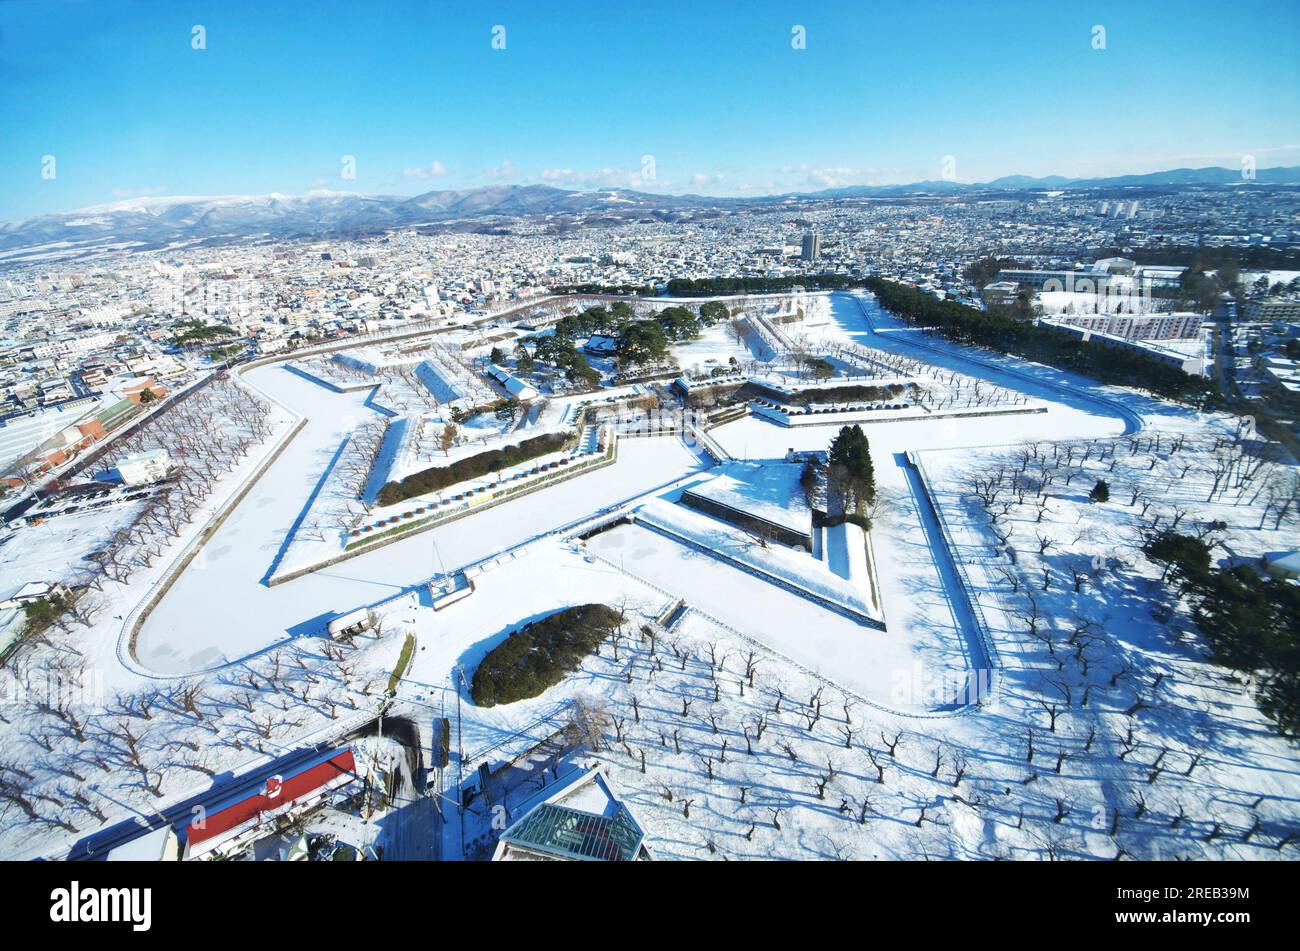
810, 165, 1300, 197
0, 186, 724, 263
3, 166, 1298, 264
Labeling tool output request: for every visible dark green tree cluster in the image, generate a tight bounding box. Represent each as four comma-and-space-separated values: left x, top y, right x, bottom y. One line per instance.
1088, 245, 1300, 273
471, 604, 623, 706
494, 396, 520, 421
533, 332, 600, 385
553, 303, 632, 340
513, 343, 535, 375
22, 594, 67, 641
170, 321, 236, 348
1089, 478, 1110, 503
656, 305, 701, 341
616, 320, 669, 365
827, 424, 876, 515
865, 278, 1222, 407
802, 356, 835, 380
799, 457, 821, 508
1142, 530, 1300, 737
665, 274, 863, 296
376, 431, 570, 506
698, 300, 730, 325
613, 303, 719, 365
963, 256, 1025, 289
1142, 531, 1213, 588
1178, 266, 1227, 312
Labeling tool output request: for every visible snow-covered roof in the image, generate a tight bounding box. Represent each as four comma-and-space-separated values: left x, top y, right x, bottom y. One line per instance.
495, 768, 649, 861
107, 825, 179, 862
0, 579, 57, 605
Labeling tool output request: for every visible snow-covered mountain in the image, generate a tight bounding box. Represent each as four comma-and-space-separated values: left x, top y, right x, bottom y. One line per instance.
0, 185, 723, 259
4, 166, 1298, 263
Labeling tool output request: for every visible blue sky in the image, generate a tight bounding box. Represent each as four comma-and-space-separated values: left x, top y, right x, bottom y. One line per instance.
2, 0, 1298, 219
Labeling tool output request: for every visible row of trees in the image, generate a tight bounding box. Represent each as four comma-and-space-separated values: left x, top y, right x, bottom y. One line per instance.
865, 278, 1223, 406
664, 274, 864, 296
42, 375, 278, 637
376, 431, 571, 506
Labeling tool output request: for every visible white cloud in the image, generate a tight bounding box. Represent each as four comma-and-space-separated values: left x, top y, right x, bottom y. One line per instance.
485, 160, 519, 180
772, 163, 917, 191
774, 164, 861, 189
403, 161, 451, 180
536, 166, 670, 190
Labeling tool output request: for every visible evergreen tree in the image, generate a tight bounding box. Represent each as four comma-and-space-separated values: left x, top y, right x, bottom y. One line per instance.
616, 320, 668, 365
1089, 478, 1110, 502
1142, 531, 1212, 588
828, 424, 875, 514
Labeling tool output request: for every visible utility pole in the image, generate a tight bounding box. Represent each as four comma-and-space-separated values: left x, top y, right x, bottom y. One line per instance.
454, 664, 465, 859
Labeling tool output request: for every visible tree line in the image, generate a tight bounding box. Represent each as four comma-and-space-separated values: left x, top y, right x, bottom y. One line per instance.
865, 277, 1223, 407
376, 431, 571, 506
665, 274, 864, 296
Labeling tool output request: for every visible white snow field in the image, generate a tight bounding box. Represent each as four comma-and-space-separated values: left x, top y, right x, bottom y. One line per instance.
1, 290, 1298, 862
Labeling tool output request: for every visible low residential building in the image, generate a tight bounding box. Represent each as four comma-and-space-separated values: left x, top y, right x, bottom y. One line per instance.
485, 363, 540, 400
1259, 354, 1300, 409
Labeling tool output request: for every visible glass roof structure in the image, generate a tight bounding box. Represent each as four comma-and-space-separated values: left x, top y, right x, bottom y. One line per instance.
500, 802, 645, 861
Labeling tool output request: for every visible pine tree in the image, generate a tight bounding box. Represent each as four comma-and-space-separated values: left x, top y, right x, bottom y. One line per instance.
828, 424, 875, 514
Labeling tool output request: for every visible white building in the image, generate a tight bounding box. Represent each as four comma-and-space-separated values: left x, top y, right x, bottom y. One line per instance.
486, 363, 540, 401
1050, 311, 1204, 341
116, 448, 173, 486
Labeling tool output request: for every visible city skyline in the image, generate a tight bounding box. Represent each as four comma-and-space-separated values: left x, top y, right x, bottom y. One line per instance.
2, 0, 1298, 219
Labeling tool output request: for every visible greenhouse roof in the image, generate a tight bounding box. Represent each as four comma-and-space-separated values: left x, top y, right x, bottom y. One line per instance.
499, 801, 645, 862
